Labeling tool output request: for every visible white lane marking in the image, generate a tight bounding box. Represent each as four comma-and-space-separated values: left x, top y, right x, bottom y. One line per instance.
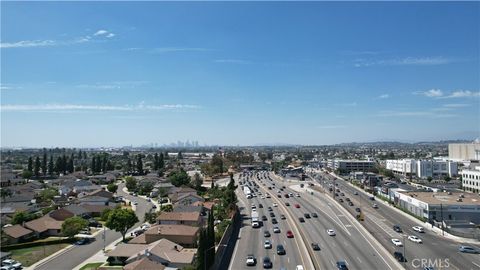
284, 241, 286, 246
288, 257, 290, 263
472, 262, 480, 269
345, 224, 352, 227
330, 260, 335, 266
357, 256, 362, 263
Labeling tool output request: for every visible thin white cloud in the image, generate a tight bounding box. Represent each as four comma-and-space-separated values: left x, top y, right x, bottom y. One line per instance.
377, 110, 457, 118
214, 59, 251, 64
354, 56, 453, 67
1, 29, 115, 49
440, 90, 480, 99
338, 102, 357, 107
76, 81, 148, 90
378, 94, 390, 99
414, 89, 479, 99
94, 30, 109, 36
443, 103, 470, 108
1, 103, 202, 112
420, 89, 444, 97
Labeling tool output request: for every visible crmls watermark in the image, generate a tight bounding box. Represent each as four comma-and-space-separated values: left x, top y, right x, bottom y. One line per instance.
412, 258, 450, 269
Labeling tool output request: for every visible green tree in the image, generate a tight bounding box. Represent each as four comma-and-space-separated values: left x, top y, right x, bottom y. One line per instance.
91, 157, 96, 174
160, 204, 173, 212
139, 181, 154, 196
125, 158, 132, 174
62, 216, 88, 238
169, 169, 191, 187
153, 153, 159, 171
164, 152, 169, 160
0, 188, 12, 202
42, 151, 48, 176
27, 157, 33, 172
136, 155, 144, 175
12, 211, 37, 224
48, 156, 54, 176
177, 151, 183, 160
101, 208, 113, 221
159, 153, 165, 169
37, 188, 59, 203
427, 176, 433, 182
68, 153, 74, 173
444, 176, 451, 182
34, 156, 41, 178
206, 207, 215, 268
144, 211, 158, 224
196, 228, 206, 270
125, 176, 137, 191
107, 183, 118, 193
105, 208, 139, 241
21, 169, 32, 179
192, 172, 203, 191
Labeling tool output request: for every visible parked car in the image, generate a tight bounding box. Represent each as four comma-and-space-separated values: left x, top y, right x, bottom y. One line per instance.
1, 260, 22, 270
75, 238, 90, 245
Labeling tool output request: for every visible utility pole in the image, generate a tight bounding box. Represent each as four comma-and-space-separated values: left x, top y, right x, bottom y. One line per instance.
102, 226, 106, 252
440, 203, 445, 236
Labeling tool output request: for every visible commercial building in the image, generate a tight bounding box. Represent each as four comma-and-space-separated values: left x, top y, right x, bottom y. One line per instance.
461, 165, 480, 193
386, 159, 458, 179
394, 191, 480, 224
448, 142, 480, 161
327, 159, 375, 173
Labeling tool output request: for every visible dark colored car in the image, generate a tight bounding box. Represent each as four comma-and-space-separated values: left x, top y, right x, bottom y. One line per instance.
264, 231, 271, 237
75, 238, 90, 245
311, 243, 320, 250
355, 208, 361, 213
276, 244, 286, 255
346, 198, 350, 202
336, 261, 348, 270
285, 202, 290, 206
277, 194, 282, 198
348, 201, 354, 206
394, 251, 407, 262
393, 225, 402, 233
304, 213, 311, 219
338, 198, 344, 203
270, 212, 275, 217
271, 218, 278, 224
299, 217, 305, 223
259, 204, 263, 208
263, 257, 272, 269
459, 246, 479, 254
262, 215, 268, 221
312, 213, 318, 218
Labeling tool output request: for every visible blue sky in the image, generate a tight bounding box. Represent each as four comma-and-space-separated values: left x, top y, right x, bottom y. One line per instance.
1, 2, 479, 147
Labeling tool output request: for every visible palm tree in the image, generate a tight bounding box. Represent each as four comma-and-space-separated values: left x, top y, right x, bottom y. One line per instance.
0, 188, 13, 202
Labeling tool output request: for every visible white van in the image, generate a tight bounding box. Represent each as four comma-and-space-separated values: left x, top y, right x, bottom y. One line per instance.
296, 265, 304, 270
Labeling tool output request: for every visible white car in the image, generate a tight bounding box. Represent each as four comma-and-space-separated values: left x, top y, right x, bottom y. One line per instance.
412, 226, 424, 233
251, 204, 256, 208
327, 229, 336, 236
296, 194, 300, 197
132, 201, 138, 205
264, 240, 272, 249
391, 238, 403, 246
261, 196, 265, 199
273, 203, 278, 207
1, 260, 22, 270
273, 227, 281, 233
289, 193, 294, 197
408, 235, 422, 243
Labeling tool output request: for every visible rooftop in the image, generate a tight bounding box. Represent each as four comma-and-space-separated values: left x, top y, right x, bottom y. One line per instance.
399, 191, 480, 206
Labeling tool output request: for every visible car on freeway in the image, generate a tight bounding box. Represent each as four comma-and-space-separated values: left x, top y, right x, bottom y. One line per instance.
285, 202, 290, 206
132, 201, 138, 205
273, 203, 278, 207
393, 225, 402, 233
345, 198, 350, 202
267, 207, 273, 211
264, 230, 271, 237
269, 212, 275, 218
369, 196, 375, 201
286, 230, 294, 238
348, 201, 354, 206
262, 215, 268, 221
280, 214, 286, 220
259, 204, 263, 208
354, 191, 358, 195
276, 244, 286, 255
391, 238, 403, 246
372, 204, 378, 209
298, 217, 305, 223
408, 235, 422, 243
284, 194, 289, 198
273, 227, 281, 233
263, 257, 272, 269
277, 194, 282, 198
336, 260, 348, 270
296, 265, 304, 270
393, 251, 407, 262
271, 218, 278, 224
412, 226, 424, 233
296, 194, 300, 197
246, 255, 257, 266
304, 213, 311, 219
338, 198, 344, 203
312, 213, 318, 218
311, 243, 320, 250
294, 204, 300, 208
340, 192, 345, 196
459, 245, 479, 254
327, 229, 336, 236
264, 240, 272, 249
289, 193, 294, 197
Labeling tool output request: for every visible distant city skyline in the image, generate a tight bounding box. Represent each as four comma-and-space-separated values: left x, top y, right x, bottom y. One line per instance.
1, 2, 479, 147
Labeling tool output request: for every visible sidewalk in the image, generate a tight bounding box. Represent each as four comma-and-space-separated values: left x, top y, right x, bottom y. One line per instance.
72, 236, 121, 270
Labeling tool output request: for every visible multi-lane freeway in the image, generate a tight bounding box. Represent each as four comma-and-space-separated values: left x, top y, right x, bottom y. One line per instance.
230, 171, 401, 270
309, 169, 480, 270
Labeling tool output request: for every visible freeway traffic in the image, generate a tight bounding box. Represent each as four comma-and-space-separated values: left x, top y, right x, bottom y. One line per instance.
310, 169, 480, 270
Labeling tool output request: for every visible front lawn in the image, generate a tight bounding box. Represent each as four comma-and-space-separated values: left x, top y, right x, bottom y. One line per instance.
10, 243, 70, 266
79, 262, 104, 270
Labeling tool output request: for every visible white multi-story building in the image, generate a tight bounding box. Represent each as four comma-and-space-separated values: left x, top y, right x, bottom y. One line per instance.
386, 159, 458, 179
462, 166, 480, 193
386, 159, 416, 177
449, 142, 480, 161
